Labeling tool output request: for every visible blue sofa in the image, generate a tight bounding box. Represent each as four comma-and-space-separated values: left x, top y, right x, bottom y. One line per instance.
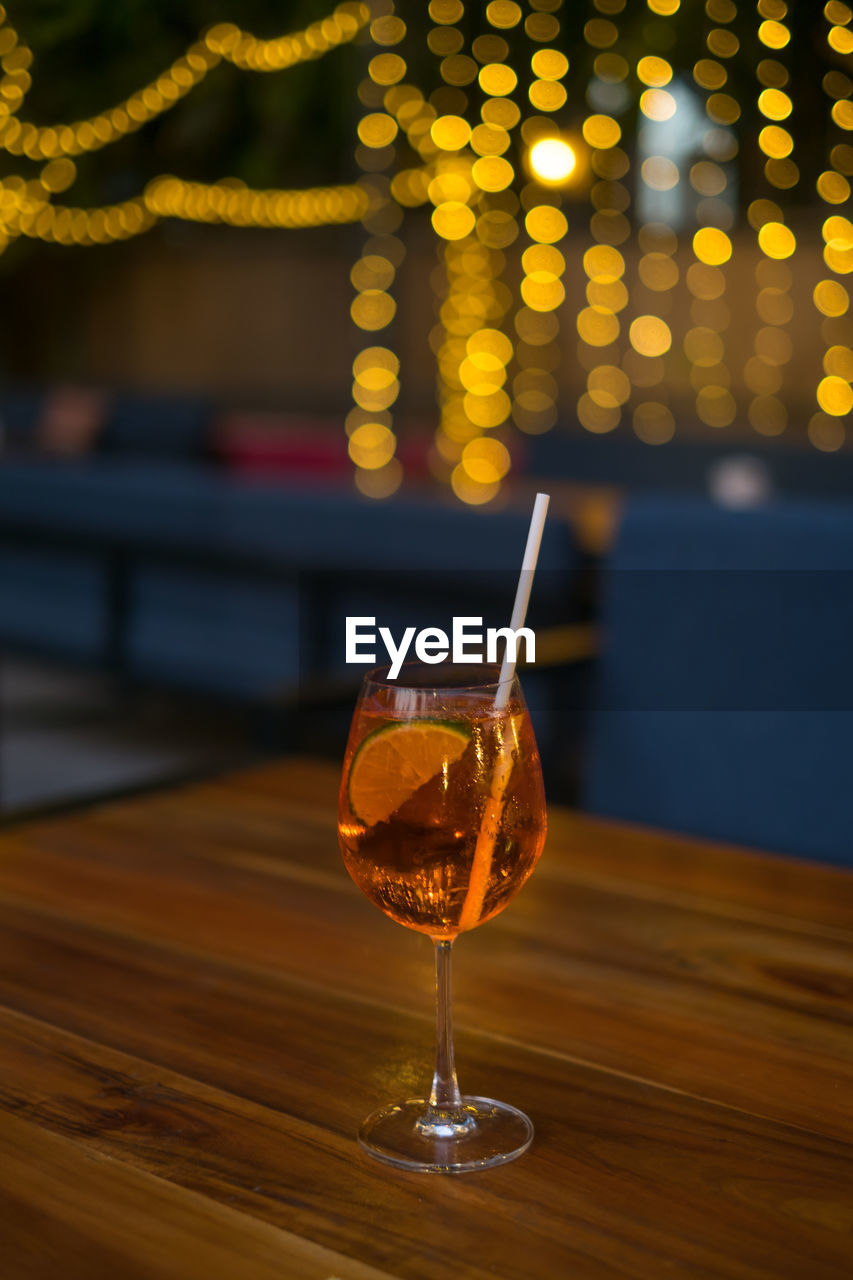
583, 495, 853, 866
0, 394, 581, 707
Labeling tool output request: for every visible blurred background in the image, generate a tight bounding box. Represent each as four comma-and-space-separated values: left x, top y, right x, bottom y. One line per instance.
1, 0, 852, 864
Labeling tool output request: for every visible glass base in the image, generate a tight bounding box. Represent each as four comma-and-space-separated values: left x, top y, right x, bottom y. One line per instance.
358, 1096, 533, 1174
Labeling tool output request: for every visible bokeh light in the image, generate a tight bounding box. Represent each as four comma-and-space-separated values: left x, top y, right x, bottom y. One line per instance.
529, 138, 576, 183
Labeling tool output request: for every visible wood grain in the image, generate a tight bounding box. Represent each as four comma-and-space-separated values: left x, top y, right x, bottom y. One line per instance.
1, 763, 851, 1139
1, 758, 852, 1279
0, 1110, 396, 1280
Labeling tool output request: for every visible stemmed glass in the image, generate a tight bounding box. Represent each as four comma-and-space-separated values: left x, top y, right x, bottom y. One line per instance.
337, 662, 547, 1173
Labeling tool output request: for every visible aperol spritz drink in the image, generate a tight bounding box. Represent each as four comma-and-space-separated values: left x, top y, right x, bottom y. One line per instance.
338, 663, 546, 1173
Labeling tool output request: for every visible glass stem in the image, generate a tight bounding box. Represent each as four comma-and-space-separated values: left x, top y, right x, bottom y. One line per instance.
428, 938, 463, 1116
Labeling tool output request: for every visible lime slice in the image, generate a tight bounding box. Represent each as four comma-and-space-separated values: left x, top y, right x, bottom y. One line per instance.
348, 720, 470, 827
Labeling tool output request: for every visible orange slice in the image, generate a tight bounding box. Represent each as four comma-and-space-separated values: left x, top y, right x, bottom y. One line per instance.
348, 720, 470, 827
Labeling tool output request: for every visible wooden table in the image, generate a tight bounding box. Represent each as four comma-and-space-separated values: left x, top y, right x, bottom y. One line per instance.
1, 759, 851, 1279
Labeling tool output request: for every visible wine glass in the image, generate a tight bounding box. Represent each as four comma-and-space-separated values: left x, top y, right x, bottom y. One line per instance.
337, 662, 547, 1173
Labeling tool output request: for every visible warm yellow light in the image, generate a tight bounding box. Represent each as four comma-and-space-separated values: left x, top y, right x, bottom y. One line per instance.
348, 422, 396, 468
647, 0, 680, 14
583, 19, 617, 49
817, 171, 851, 205
432, 118, 472, 156
595, 53, 629, 83
432, 201, 476, 240
529, 138, 576, 184
758, 88, 792, 120
832, 101, 853, 131
684, 327, 725, 367
825, 242, 853, 274
531, 48, 569, 81
528, 80, 567, 112
749, 395, 787, 437
639, 156, 677, 192
430, 0, 464, 22
638, 253, 679, 291
462, 436, 511, 483
584, 244, 625, 281
525, 205, 568, 244
588, 365, 630, 409
40, 158, 77, 193
816, 376, 853, 416
756, 288, 793, 326
829, 26, 853, 55
758, 20, 790, 49
636, 56, 672, 87
693, 60, 727, 91
357, 112, 398, 149
355, 458, 402, 499
582, 114, 621, 149
428, 172, 472, 205
526, 12, 560, 43
464, 387, 511, 427
824, 2, 853, 23
707, 28, 740, 58
706, 93, 741, 125
523, 244, 565, 277
697, 386, 736, 428
368, 53, 406, 85
350, 290, 396, 331
577, 393, 620, 435
633, 402, 675, 445
759, 125, 793, 159
587, 279, 628, 312
481, 98, 521, 128
629, 316, 672, 358
808, 413, 845, 453
459, 358, 506, 393
764, 158, 799, 190
471, 155, 515, 192
757, 221, 796, 259
476, 208, 519, 248
639, 89, 676, 122
577, 307, 620, 347
471, 124, 510, 156
521, 272, 565, 312
823, 216, 853, 249
754, 326, 793, 366
486, 0, 522, 28
478, 62, 517, 96
350, 254, 394, 291
693, 227, 732, 266
814, 279, 850, 317
690, 161, 726, 197
468, 328, 514, 366
824, 345, 853, 379
451, 464, 500, 505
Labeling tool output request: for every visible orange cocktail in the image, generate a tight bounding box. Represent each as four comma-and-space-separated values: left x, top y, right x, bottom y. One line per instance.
337, 663, 547, 1174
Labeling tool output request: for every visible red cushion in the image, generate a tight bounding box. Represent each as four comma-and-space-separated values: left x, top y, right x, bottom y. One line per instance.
214, 413, 350, 478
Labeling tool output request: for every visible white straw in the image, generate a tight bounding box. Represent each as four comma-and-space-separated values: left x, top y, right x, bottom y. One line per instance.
496, 491, 550, 710
457, 491, 550, 932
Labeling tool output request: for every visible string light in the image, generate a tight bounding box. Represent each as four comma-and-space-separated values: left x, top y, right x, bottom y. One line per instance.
630, 14, 680, 447
576, 0, 632, 437
810, 1, 853, 452
0, 4, 369, 161
423, 0, 523, 506
349, 2, 407, 500
2, 0, 851, 495
0, 2, 372, 258
682, 0, 738, 435
742, 0, 797, 440
509, 0, 571, 445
